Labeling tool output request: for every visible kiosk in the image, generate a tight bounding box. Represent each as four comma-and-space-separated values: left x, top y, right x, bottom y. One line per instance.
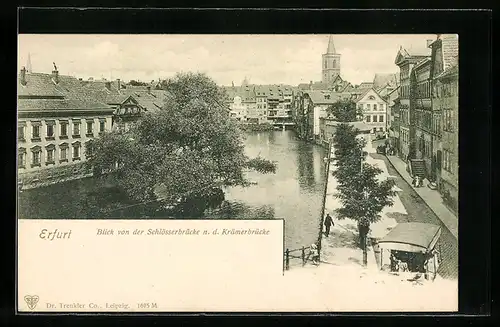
377, 222, 442, 281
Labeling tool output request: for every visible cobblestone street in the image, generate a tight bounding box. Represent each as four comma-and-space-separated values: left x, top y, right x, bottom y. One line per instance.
370, 153, 458, 279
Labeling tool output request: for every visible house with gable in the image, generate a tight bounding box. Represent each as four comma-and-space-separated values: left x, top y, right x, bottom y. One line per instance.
354, 88, 389, 136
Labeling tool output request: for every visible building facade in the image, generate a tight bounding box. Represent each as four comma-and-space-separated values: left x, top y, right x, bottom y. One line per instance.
411, 58, 434, 178
355, 88, 388, 136
17, 67, 114, 189
434, 64, 458, 213
386, 87, 401, 151
304, 91, 351, 142
394, 47, 430, 162
429, 34, 459, 213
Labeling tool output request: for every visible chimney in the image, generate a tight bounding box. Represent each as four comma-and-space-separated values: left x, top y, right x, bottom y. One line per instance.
52, 62, 59, 84
426, 39, 434, 47
147, 86, 151, 94
117, 78, 121, 90
105, 81, 111, 90
309, 80, 313, 91
20, 66, 27, 85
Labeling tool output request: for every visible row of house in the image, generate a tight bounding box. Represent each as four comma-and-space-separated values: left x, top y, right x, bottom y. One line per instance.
222, 83, 295, 126
17, 65, 168, 189
389, 34, 459, 213
292, 72, 399, 145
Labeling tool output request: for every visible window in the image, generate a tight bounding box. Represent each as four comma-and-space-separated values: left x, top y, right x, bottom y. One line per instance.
18, 124, 25, 142
373, 115, 378, 123
443, 109, 455, 132
73, 121, 81, 137
60, 143, 68, 162
443, 149, 454, 173
46, 124, 54, 139
73, 142, 81, 160
86, 120, 94, 136
60, 121, 68, 138
366, 104, 371, 110
46, 145, 55, 164
373, 104, 377, 111
18, 148, 26, 168
380, 104, 384, 111
99, 120, 105, 133
31, 146, 41, 167
379, 115, 384, 122
32, 123, 41, 141
366, 115, 371, 123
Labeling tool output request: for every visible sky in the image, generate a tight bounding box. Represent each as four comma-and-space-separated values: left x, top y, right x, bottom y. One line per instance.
18, 34, 438, 86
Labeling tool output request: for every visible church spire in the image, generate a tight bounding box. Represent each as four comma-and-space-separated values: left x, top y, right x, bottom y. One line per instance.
26, 52, 32, 73
326, 35, 336, 54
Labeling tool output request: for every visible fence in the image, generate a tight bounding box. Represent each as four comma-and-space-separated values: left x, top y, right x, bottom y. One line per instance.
283, 246, 316, 270
317, 138, 333, 260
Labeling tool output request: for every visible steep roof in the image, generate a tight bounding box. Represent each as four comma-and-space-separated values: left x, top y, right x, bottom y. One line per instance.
436, 62, 458, 80
354, 88, 386, 104
412, 57, 432, 73
359, 82, 374, 89
326, 35, 337, 54
373, 73, 399, 90
18, 72, 113, 113
395, 44, 431, 65
18, 73, 65, 97
440, 34, 459, 71
305, 91, 350, 105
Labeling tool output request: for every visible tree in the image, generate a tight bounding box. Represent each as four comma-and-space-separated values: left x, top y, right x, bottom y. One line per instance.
327, 99, 362, 122
128, 79, 149, 86
87, 72, 277, 217
332, 123, 396, 266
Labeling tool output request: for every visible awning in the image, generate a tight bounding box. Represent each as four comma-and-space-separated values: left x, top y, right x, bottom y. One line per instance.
377, 223, 442, 253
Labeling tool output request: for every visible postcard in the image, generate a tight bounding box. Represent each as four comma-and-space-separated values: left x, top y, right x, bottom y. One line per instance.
17, 33, 458, 312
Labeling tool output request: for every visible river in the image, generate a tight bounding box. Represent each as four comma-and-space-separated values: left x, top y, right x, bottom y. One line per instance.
18, 130, 328, 249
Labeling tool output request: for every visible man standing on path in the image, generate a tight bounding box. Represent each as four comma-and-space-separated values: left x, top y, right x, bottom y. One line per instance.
324, 213, 334, 237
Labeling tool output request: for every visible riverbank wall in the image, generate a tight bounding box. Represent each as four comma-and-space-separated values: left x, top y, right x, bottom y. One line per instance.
18, 162, 93, 191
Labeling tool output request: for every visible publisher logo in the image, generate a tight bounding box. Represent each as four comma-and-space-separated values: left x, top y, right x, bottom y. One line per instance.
24, 295, 39, 310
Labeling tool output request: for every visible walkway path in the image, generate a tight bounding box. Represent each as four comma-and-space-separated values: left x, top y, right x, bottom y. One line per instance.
319, 135, 458, 279
321, 135, 406, 271
386, 155, 458, 240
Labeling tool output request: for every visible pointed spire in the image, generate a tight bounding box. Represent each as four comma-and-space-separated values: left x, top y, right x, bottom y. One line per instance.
326, 35, 336, 54
26, 53, 32, 73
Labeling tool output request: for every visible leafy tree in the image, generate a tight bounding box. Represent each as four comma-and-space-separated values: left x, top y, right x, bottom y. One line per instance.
87, 72, 277, 217
327, 99, 362, 122
128, 79, 149, 86
331, 123, 396, 266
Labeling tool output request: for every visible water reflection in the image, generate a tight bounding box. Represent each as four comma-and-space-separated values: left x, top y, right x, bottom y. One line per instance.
18, 130, 327, 249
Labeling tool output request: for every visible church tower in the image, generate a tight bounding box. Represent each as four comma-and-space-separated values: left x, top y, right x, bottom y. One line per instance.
322, 35, 341, 84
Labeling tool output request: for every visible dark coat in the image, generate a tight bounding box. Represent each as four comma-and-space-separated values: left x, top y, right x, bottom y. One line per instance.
324, 215, 334, 227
